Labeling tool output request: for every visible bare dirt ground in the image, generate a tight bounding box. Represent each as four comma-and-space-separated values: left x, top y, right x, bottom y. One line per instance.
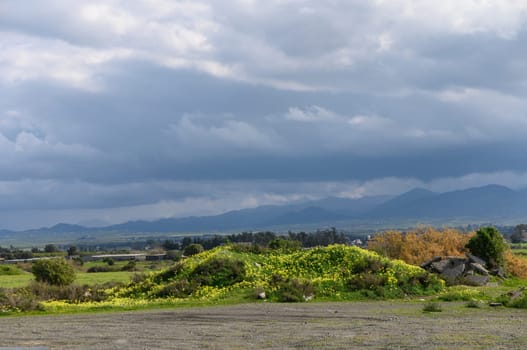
1, 301, 526, 349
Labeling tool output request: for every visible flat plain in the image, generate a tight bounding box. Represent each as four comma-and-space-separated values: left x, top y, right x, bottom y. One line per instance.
1, 301, 526, 349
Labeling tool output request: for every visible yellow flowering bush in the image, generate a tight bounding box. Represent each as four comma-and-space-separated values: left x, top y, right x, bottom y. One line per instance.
8, 243, 445, 314
112, 244, 443, 303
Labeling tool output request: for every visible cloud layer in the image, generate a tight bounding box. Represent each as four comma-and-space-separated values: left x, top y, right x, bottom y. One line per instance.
1, 0, 527, 229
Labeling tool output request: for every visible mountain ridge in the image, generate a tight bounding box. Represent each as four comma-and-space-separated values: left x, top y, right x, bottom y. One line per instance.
3, 184, 527, 235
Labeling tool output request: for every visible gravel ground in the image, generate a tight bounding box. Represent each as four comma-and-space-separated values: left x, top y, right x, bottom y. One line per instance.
1, 301, 526, 349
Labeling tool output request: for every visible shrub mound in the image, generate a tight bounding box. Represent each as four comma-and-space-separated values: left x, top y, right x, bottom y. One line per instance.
115, 244, 444, 303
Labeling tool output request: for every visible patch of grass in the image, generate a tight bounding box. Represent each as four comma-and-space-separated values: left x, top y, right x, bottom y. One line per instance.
511, 249, 527, 256
0, 271, 134, 289
0, 265, 25, 276
422, 302, 442, 312
500, 277, 527, 288
438, 287, 484, 302
0, 274, 34, 288
75, 271, 134, 285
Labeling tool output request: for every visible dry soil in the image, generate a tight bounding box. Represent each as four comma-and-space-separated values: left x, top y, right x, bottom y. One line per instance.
0, 301, 526, 349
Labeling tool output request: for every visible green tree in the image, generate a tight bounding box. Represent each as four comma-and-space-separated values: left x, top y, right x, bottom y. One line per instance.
103, 257, 115, 266
32, 258, 76, 286
44, 244, 58, 253
465, 226, 506, 269
268, 238, 301, 251
183, 243, 204, 256
67, 245, 78, 256
511, 224, 527, 243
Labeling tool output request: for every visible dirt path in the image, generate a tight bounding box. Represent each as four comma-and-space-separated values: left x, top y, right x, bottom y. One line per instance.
0, 301, 526, 349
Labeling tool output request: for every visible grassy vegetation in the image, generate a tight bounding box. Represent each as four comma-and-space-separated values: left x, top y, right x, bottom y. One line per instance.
75, 271, 134, 285
511, 249, 527, 256
510, 243, 527, 249
3, 229, 527, 316
0, 274, 33, 288
0, 271, 135, 288
0, 265, 26, 276
0, 263, 136, 288
0, 259, 172, 289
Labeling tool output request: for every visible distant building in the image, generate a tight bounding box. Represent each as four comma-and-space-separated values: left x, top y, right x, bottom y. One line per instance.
2, 257, 54, 264
90, 253, 146, 261
350, 239, 363, 246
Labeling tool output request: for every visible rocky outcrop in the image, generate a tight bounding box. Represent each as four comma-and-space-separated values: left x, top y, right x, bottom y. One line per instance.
420, 254, 501, 286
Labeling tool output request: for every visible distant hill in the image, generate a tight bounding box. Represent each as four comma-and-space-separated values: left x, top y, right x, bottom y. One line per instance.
367, 184, 525, 221
3, 185, 527, 240
367, 188, 437, 218
99, 196, 390, 233
0, 229, 13, 237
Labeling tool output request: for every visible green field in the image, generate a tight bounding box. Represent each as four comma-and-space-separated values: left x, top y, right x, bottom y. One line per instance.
512, 249, 527, 256
0, 268, 135, 288
0, 274, 33, 288
0, 259, 172, 289
73, 271, 134, 285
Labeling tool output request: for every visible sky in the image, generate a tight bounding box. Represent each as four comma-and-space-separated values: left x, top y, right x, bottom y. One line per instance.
1, 0, 527, 230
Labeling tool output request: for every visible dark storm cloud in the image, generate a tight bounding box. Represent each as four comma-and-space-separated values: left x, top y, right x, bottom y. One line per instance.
1, 0, 527, 229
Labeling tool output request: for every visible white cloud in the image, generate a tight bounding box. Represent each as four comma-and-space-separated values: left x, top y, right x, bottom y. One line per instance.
3, 0, 527, 93
80, 4, 139, 35
285, 106, 341, 123
0, 33, 133, 90
375, 0, 527, 38
348, 115, 392, 129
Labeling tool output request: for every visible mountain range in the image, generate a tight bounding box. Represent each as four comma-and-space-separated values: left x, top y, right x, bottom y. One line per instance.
2, 185, 527, 240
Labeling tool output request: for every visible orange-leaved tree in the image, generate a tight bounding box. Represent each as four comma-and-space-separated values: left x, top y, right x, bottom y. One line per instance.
368, 227, 474, 265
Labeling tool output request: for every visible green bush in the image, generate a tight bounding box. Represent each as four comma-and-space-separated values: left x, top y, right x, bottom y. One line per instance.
466, 227, 506, 269
154, 279, 198, 298
31, 258, 76, 286
87, 266, 117, 273
121, 260, 136, 271
350, 256, 388, 274
165, 250, 183, 261
183, 244, 204, 257
103, 257, 115, 266
348, 272, 388, 297
268, 238, 301, 251
190, 257, 246, 287
270, 276, 314, 302
153, 263, 184, 283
